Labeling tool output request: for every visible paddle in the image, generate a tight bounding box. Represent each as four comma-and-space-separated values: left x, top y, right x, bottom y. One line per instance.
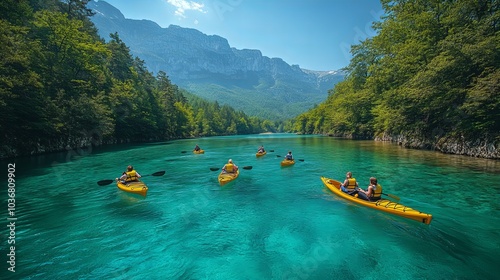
382, 193, 400, 201
97, 170, 166, 186
210, 166, 252, 171
269, 150, 274, 152
276, 155, 303, 161
181, 151, 187, 153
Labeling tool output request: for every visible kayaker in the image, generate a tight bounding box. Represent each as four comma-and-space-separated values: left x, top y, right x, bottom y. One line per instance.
222, 159, 238, 173
357, 177, 383, 201
116, 165, 142, 183
340, 171, 359, 194
285, 151, 293, 160
194, 144, 201, 151
257, 146, 265, 153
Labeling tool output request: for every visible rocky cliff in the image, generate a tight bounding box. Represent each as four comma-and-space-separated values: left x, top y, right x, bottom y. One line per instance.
88, 0, 344, 120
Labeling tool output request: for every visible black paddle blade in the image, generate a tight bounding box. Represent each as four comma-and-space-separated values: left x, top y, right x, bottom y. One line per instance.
269, 150, 274, 152
97, 179, 114, 186
299, 159, 304, 162
151, 171, 166, 176
242, 166, 253, 170
210, 167, 219, 171
276, 155, 282, 157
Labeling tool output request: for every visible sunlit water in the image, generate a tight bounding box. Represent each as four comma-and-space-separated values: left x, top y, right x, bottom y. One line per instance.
1, 134, 499, 279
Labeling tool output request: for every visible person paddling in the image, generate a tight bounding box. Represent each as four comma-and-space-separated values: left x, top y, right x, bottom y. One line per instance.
340, 171, 359, 195
116, 165, 141, 184
222, 159, 238, 174
357, 177, 383, 201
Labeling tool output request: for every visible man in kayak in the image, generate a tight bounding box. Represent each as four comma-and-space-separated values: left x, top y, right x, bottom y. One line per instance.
194, 144, 201, 151
357, 177, 383, 201
285, 151, 293, 160
116, 165, 142, 184
257, 146, 265, 153
340, 171, 359, 195
222, 159, 238, 173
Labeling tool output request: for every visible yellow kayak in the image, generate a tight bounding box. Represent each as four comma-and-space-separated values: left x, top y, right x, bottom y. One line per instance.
116, 180, 148, 196
256, 151, 267, 157
280, 159, 295, 166
218, 169, 240, 186
320, 177, 432, 225
193, 149, 205, 154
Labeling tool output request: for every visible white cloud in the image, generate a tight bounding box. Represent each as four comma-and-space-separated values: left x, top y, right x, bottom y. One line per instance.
167, 0, 206, 18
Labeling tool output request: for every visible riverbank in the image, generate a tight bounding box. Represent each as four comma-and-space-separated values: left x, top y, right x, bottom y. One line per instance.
374, 133, 499, 159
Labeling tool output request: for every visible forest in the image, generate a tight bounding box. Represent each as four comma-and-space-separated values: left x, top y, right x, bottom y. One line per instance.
0, 0, 278, 158
292, 0, 499, 157
2, 0, 498, 159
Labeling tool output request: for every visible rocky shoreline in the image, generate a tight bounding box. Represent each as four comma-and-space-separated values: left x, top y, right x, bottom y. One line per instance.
2, 134, 499, 159
374, 133, 499, 159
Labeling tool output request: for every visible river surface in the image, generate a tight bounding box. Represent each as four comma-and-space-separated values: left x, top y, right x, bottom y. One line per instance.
1, 134, 499, 279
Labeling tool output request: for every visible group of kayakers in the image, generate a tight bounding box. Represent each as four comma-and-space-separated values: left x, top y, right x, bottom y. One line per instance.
114, 145, 293, 183
340, 171, 382, 201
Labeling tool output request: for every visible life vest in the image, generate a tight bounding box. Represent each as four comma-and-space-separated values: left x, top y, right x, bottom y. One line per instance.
346, 178, 357, 190
225, 163, 234, 172
370, 184, 382, 199
125, 170, 138, 182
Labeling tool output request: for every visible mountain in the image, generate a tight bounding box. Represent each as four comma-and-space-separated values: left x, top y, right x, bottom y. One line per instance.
88, 0, 344, 120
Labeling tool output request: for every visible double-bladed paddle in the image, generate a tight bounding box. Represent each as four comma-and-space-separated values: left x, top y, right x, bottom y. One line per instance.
210, 166, 252, 171
382, 193, 400, 201
97, 170, 166, 186
276, 155, 304, 161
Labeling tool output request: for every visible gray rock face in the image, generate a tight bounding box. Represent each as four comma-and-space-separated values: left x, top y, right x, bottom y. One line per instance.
88, 1, 344, 119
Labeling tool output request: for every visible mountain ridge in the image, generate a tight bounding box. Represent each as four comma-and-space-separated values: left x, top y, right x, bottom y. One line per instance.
88, 0, 344, 120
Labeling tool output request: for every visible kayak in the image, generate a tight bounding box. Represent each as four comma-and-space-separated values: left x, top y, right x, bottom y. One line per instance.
256, 151, 267, 157
218, 169, 240, 186
116, 180, 148, 196
280, 159, 295, 166
193, 149, 205, 154
320, 177, 432, 225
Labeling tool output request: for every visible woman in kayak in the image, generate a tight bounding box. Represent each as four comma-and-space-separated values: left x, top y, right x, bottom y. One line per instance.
222, 159, 238, 173
116, 165, 142, 184
340, 171, 359, 194
357, 177, 383, 201
285, 151, 293, 160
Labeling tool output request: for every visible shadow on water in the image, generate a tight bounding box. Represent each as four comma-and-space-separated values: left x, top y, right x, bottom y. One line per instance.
103, 191, 165, 222
390, 219, 478, 264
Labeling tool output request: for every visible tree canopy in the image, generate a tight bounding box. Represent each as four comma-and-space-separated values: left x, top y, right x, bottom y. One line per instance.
292, 0, 499, 148
0, 0, 275, 158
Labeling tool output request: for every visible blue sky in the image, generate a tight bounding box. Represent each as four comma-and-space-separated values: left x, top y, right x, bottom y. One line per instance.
99, 0, 384, 71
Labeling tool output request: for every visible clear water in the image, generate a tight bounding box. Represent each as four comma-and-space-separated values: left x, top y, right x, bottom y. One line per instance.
1, 134, 499, 279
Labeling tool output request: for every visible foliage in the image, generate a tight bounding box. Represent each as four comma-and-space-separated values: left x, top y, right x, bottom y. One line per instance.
292, 0, 500, 144
0, 0, 275, 157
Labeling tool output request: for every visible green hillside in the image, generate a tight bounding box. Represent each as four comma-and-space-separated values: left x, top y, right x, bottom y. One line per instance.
293, 0, 499, 157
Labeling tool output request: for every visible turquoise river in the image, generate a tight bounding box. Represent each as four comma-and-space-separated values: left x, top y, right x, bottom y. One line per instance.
1, 134, 499, 279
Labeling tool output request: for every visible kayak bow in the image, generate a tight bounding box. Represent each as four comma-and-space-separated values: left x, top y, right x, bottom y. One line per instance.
218, 169, 240, 186
256, 151, 267, 157
280, 159, 295, 167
